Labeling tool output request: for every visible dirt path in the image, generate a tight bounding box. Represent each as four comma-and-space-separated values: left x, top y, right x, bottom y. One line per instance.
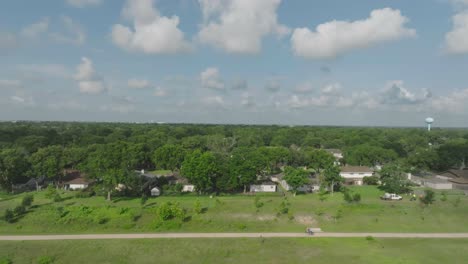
1, 232, 468, 241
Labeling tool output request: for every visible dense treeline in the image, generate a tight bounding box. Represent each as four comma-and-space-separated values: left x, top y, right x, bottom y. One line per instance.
1, 122, 468, 194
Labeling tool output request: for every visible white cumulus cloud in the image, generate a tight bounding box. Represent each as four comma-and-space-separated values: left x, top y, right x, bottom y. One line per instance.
201, 67, 224, 90
21, 18, 49, 38
291, 8, 416, 59
445, 11, 468, 54
111, 0, 191, 54
74, 57, 106, 94
198, 0, 289, 54
380, 80, 431, 105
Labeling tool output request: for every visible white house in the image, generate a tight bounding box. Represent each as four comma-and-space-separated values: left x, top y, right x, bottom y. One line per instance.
65, 177, 91, 190
151, 187, 161, 196
340, 166, 374, 185
250, 182, 277, 192
182, 184, 195, 192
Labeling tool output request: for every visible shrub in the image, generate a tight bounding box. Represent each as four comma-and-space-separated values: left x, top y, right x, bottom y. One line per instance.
45, 185, 57, 199
140, 195, 148, 206
157, 202, 185, 221
13, 205, 26, 216
453, 197, 461, 207
254, 196, 264, 209
37, 255, 55, 264
440, 191, 447, 202
3, 209, 14, 223
21, 194, 34, 207
318, 189, 328, 202
365, 236, 375, 241
343, 190, 353, 203
278, 199, 289, 215
75, 190, 94, 198
53, 194, 62, 202
363, 176, 379, 185
194, 199, 202, 214
353, 193, 361, 202
420, 189, 435, 206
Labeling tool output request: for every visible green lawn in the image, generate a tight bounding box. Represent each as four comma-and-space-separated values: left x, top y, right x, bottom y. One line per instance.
1, 238, 468, 264
0, 186, 467, 234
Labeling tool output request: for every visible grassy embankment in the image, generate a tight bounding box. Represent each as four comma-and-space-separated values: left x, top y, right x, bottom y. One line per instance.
0, 186, 466, 234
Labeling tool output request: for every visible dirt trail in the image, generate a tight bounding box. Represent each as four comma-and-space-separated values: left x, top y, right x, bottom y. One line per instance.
1, 232, 468, 241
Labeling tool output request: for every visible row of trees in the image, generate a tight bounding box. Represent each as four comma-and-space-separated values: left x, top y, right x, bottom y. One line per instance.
2, 122, 468, 195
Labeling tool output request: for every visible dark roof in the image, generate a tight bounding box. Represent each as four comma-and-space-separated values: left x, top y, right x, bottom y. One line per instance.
341, 166, 373, 173
448, 178, 468, 184
439, 169, 468, 180
65, 177, 92, 185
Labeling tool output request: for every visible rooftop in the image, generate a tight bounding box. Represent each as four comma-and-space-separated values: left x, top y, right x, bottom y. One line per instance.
341, 166, 373, 173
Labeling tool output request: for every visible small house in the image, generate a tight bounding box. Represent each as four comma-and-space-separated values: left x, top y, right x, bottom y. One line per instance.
340, 166, 374, 185
250, 182, 277, 192
151, 187, 161, 196
65, 177, 91, 190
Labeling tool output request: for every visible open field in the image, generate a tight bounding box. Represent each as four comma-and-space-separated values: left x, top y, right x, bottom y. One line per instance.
1, 186, 467, 234
1, 238, 468, 264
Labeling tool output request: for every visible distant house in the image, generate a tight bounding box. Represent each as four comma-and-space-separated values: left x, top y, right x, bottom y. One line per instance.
250, 181, 277, 192
410, 174, 453, 190
340, 166, 374, 185
273, 173, 320, 193
325, 149, 343, 165
65, 177, 92, 190
151, 187, 161, 196
436, 169, 468, 190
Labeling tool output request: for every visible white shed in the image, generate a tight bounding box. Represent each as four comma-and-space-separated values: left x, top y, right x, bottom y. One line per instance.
182, 184, 195, 192
65, 177, 91, 190
151, 187, 161, 196
250, 182, 277, 192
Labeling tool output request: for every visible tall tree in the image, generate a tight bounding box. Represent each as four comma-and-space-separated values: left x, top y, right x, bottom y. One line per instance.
229, 147, 264, 193
152, 144, 186, 171
378, 163, 411, 194
322, 165, 343, 195
283, 166, 309, 196
29, 145, 64, 185
181, 150, 220, 194
0, 148, 30, 192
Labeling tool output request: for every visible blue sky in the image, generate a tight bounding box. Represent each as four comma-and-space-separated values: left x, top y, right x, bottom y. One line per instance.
1, 0, 468, 127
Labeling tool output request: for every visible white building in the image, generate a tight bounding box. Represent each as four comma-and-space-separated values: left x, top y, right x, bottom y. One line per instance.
182, 184, 195, 192
340, 166, 374, 185
65, 177, 91, 190
250, 182, 277, 192
151, 187, 161, 196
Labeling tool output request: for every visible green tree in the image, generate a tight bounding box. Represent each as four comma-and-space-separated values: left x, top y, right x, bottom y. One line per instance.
420, 189, 436, 206
378, 163, 411, 194
305, 149, 335, 174
152, 144, 186, 171
29, 146, 64, 186
283, 166, 309, 196
181, 150, 220, 194
322, 165, 343, 195
229, 147, 264, 193
0, 148, 30, 192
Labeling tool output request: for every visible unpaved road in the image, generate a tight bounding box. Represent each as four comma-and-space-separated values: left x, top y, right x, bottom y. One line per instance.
1, 233, 468, 241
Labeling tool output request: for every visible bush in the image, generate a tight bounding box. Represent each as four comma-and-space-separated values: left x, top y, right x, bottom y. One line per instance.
45, 185, 57, 199
254, 196, 264, 209
420, 189, 435, 206
3, 209, 14, 223
453, 197, 461, 207
13, 205, 26, 216
363, 176, 379, 185
353, 193, 361, 203
318, 189, 328, 202
53, 193, 62, 202
278, 199, 289, 215
21, 194, 34, 207
157, 202, 185, 221
37, 255, 55, 264
440, 191, 447, 202
194, 199, 202, 214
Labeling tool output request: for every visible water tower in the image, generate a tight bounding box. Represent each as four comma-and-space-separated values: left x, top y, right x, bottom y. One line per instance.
425, 117, 434, 131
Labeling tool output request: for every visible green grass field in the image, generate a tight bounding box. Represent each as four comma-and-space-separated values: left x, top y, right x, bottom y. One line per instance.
0, 186, 467, 234
1, 238, 467, 264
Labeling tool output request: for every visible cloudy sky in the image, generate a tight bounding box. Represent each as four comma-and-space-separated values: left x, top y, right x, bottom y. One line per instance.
1, 0, 468, 127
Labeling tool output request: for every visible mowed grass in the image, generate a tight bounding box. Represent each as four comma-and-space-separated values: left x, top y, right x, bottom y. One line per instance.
1, 238, 468, 264
0, 186, 467, 234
